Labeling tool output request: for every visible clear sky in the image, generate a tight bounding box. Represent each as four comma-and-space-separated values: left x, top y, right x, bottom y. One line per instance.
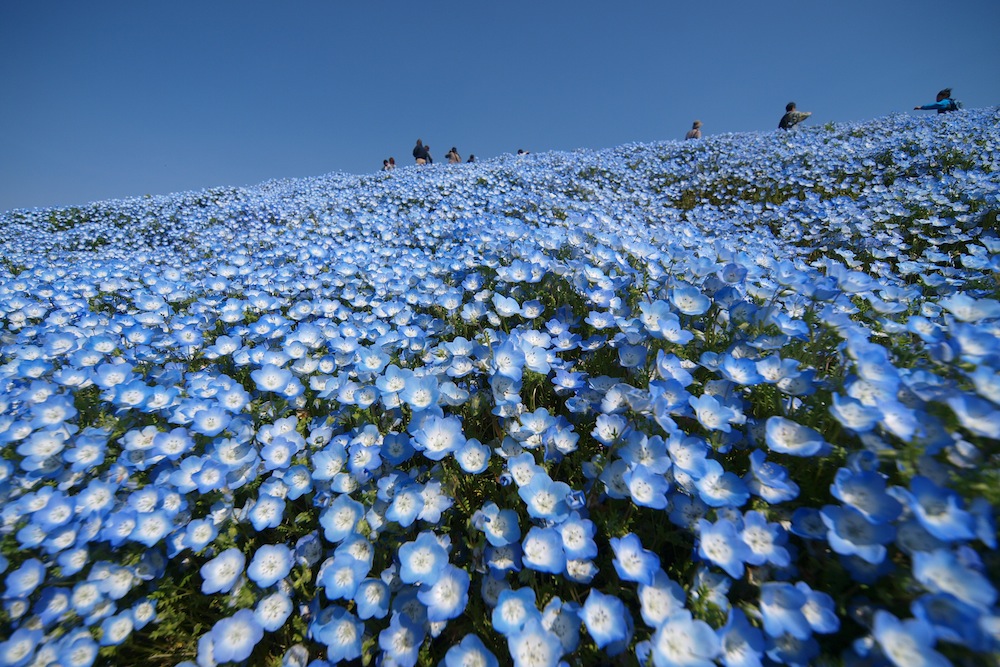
1, 0, 998, 213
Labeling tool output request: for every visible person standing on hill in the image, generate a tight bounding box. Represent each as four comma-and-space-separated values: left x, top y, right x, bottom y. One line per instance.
778, 102, 812, 130
445, 147, 462, 164
914, 88, 960, 113
413, 139, 432, 165
685, 120, 702, 140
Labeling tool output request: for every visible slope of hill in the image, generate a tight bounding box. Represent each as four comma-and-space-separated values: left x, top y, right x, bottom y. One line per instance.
0, 109, 998, 666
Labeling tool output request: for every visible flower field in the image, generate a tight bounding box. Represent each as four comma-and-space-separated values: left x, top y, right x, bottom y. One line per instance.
1, 109, 999, 667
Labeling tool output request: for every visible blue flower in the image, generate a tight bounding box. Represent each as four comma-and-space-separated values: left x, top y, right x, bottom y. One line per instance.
740, 510, 790, 568
4, 558, 46, 599
254, 591, 292, 632
895, 476, 976, 541
506, 617, 563, 667
697, 517, 751, 579
820, 504, 895, 564
830, 467, 902, 525
398, 531, 449, 586
689, 394, 743, 433
354, 578, 390, 620
638, 570, 686, 628
912, 549, 997, 610
476, 501, 522, 547
0, 627, 42, 667
208, 609, 263, 664
417, 563, 470, 622
247, 544, 293, 589
492, 587, 540, 637
444, 634, 500, 667
610, 533, 661, 585
650, 610, 721, 667
872, 610, 952, 667
517, 473, 571, 522
764, 416, 829, 456
758, 582, 811, 640
745, 449, 799, 503
582, 588, 632, 650
716, 608, 765, 667
521, 526, 566, 575
200, 547, 245, 594
623, 464, 670, 509
319, 494, 364, 543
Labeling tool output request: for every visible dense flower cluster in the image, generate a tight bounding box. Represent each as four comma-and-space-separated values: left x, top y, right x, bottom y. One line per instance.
1, 109, 999, 667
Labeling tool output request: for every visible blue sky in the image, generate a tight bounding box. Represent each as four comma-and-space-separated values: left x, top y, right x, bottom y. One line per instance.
1, 0, 997, 213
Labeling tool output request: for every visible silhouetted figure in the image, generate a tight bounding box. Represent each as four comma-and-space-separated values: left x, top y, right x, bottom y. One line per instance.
413, 139, 432, 165
778, 102, 812, 130
686, 120, 702, 140
467, 154, 476, 163
517, 149, 529, 156
382, 159, 391, 171
446, 147, 462, 164
388, 157, 396, 169
914, 88, 961, 113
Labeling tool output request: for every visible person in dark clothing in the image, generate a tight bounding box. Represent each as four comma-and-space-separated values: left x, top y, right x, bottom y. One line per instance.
467, 154, 476, 163
413, 139, 433, 165
914, 88, 959, 113
778, 102, 812, 130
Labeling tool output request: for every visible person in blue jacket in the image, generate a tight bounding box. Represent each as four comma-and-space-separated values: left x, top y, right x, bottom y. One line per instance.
914, 88, 959, 113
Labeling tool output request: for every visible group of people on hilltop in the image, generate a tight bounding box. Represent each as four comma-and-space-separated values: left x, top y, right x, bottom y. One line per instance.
408, 140, 476, 167
683, 87, 962, 140
386, 88, 964, 172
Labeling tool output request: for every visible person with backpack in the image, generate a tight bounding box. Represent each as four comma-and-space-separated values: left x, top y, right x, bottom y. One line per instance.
914, 88, 961, 113
778, 102, 812, 130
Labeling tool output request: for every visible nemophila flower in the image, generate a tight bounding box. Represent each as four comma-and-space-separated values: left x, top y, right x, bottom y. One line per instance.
247, 544, 293, 588
946, 392, 1000, 438
378, 613, 425, 667
938, 292, 1000, 322
581, 588, 631, 651
398, 531, 449, 586
492, 587, 539, 637
689, 393, 743, 433
740, 511, 790, 568
517, 473, 570, 522
764, 416, 828, 457
253, 591, 292, 633
354, 577, 391, 620
319, 553, 367, 600
248, 493, 286, 531
417, 563, 470, 622
411, 414, 465, 461
454, 437, 491, 474
896, 476, 976, 542
745, 449, 799, 504
718, 354, 764, 386
319, 494, 364, 543
650, 611, 721, 667
872, 610, 952, 667
611, 533, 661, 585
444, 633, 500, 667
152, 427, 194, 461
623, 464, 670, 509
492, 338, 525, 381
637, 569, 686, 629
758, 582, 811, 640
592, 412, 628, 445
913, 549, 997, 610
386, 482, 425, 527
4, 558, 46, 599
250, 363, 292, 393
130, 510, 172, 547
695, 459, 750, 508
829, 392, 882, 433
821, 504, 894, 564
0, 627, 42, 667
506, 616, 563, 667
399, 374, 440, 411
697, 517, 750, 578
794, 581, 839, 635
418, 480, 453, 524
911, 592, 992, 652
200, 547, 245, 594
716, 607, 765, 667
99, 612, 134, 646
209, 609, 264, 664
475, 501, 522, 547
671, 284, 712, 315
521, 526, 566, 574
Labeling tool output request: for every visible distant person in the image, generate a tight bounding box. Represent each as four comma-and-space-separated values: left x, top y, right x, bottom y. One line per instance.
914, 88, 961, 113
388, 157, 396, 169
778, 102, 812, 130
413, 139, 432, 165
685, 120, 702, 140
467, 154, 476, 163
517, 148, 529, 156
445, 147, 462, 164
382, 159, 391, 171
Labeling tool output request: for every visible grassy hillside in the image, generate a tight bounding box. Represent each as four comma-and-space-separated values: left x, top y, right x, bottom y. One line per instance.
1, 109, 998, 667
